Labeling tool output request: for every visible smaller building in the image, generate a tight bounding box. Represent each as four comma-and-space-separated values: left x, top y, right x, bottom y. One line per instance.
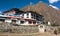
38, 24, 46, 33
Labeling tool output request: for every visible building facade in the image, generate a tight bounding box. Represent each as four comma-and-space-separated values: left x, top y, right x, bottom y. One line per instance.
0, 10, 44, 25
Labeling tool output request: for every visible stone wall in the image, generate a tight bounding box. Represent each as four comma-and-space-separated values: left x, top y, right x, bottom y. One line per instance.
0, 22, 39, 33
12, 25, 39, 33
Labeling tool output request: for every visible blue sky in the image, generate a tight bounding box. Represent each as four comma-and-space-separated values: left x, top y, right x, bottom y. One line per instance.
0, 0, 60, 12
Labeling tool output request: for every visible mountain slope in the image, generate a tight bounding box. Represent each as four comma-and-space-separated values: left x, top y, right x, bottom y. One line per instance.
22, 2, 60, 25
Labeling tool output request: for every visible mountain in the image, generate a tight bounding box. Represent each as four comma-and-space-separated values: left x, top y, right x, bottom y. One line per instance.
22, 2, 60, 25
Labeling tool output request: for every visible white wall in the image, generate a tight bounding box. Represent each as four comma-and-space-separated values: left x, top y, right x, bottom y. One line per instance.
29, 13, 31, 18
24, 13, 27, 18
5, 19, 12, 23
48, 21, 51, 25
20, 12, 32, 19
38, 25, 45, 33
16, 20, 20, 24
25, 21, 28, 24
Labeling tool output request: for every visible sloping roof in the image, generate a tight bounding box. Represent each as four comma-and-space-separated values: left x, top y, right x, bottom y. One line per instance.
3, 8, 24, 14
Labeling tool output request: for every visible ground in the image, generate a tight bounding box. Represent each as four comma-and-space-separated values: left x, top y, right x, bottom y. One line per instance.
0, 32, 60, 36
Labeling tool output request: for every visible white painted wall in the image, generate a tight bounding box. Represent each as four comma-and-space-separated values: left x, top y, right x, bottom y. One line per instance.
38, 25, 45, 33
29, 13, 31, 18
24, 13, 27, 18
16, 20, 20, 24
5, 19, 12, 23
48, 21, 51, 25
20, 12, 32, 19
25, 21, 28, 24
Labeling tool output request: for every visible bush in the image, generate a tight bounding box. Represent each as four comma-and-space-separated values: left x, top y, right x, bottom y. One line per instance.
54, 29, 58, 35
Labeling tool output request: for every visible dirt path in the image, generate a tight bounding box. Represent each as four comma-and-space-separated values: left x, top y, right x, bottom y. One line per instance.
0, 32, 60, 36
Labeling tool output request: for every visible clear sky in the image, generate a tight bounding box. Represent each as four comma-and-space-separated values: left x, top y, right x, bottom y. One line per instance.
0, 0, 60, 12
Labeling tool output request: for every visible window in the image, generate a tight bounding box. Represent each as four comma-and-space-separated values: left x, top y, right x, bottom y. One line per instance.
33, 21, 36, 24
31, 14, 34, 18
12, 20, 16, 24
0, 19, 5, 22
20, 21, 24, 24
12, 20, 16, 22
27, 13, 29, 16
27, 13, 29, 18
28, 21, 32, 24
22, 14, 24, 18
40, 26, 43, 28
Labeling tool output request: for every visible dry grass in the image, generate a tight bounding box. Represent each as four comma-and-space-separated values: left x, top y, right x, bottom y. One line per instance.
0, 32, 60, 36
